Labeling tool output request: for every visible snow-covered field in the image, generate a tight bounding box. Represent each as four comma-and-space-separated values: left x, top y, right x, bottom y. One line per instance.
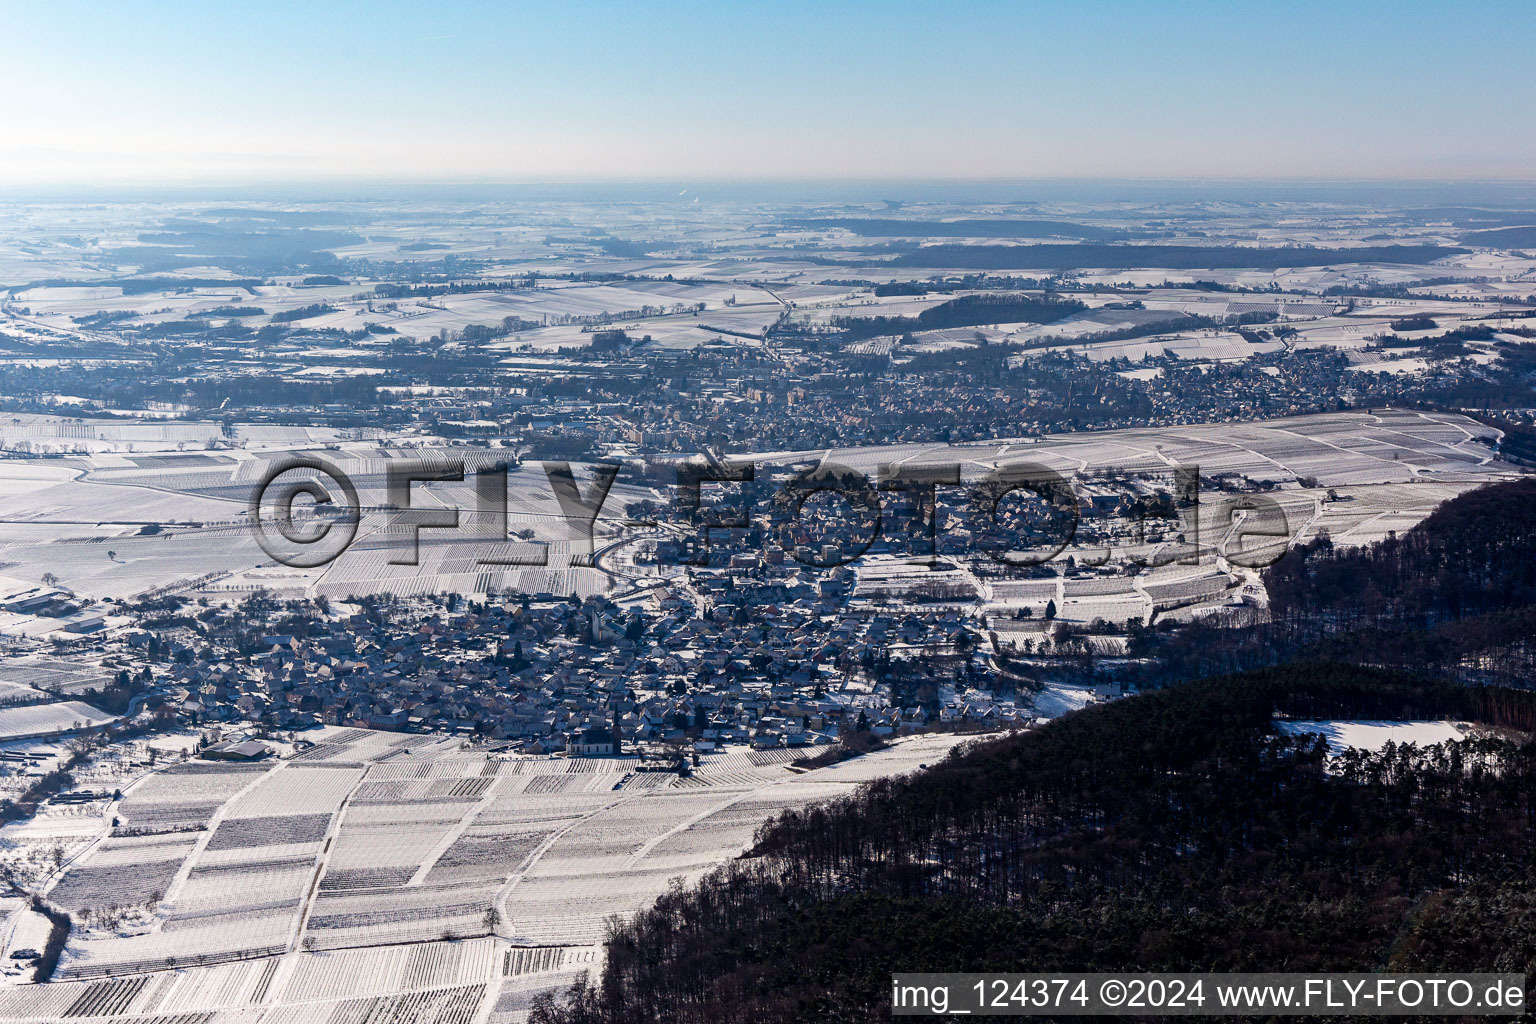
802, 409, 1501, 488
0, 410, 1510, 608
0, 701, 117, 740
1275, 719, 1471, 750
0, 729, 962, 1022
1030, 682, 1098, 719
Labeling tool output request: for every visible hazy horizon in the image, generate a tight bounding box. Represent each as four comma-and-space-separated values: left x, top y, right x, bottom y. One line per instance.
5, 179, 1536, 209
5, 0, 1535, 187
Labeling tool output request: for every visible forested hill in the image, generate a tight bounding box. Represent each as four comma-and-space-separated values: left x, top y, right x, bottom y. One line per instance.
533, 665, 1536, 1024
1264, 475, 1536, 626
1134, 476, 1536, 689
831, 293, 1085, 341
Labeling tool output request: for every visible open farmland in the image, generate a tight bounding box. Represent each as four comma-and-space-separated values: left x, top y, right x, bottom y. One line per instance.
0, 410, 1507, 614
788, 409, 1503, 487
0, 729, 960, 1020
0, 701, 116, 740
0, 445, 649, 603
0, 656, 113, 697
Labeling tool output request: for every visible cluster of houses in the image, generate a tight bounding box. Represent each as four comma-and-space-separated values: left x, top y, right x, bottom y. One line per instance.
101, 563, 1038, 755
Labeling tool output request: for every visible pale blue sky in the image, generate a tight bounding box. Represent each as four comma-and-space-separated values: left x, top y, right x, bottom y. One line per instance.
2, 0, 1532, 184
